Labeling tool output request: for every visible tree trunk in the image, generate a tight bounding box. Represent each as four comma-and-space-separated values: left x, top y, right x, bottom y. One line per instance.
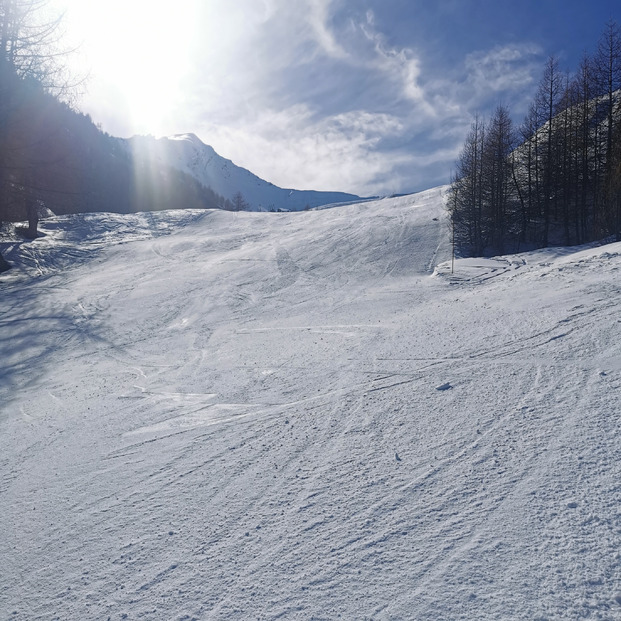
26, 201, 39, 238
0, 251, 10, 272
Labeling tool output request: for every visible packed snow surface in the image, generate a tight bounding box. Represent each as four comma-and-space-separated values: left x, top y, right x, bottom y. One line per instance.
1, 186, 620, 620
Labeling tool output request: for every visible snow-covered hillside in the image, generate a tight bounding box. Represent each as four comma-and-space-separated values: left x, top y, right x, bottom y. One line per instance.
1, 187, 621, 620
126, 133, 364, 211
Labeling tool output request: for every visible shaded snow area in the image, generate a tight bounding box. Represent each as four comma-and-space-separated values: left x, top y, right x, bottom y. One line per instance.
1, 186, 621, 620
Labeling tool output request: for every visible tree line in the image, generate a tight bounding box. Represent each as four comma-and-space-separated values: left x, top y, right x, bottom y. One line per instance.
449, 21, 621, 257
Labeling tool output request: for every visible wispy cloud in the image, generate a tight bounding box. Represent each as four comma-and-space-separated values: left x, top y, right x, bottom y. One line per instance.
359, 11, 435, 115
65, 0, 548, 196
465, 43, 543, 97
184, 6, 545, 196
197, 106, 408, 196
307, 0, 349, 58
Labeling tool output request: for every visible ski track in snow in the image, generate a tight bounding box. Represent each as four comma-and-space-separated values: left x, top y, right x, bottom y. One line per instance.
1, 187, 621, 620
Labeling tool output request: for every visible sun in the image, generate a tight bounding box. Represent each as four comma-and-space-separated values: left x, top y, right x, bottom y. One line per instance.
50, 0, 200, 135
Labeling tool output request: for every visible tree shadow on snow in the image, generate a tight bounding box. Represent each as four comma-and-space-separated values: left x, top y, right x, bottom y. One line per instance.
0, 270, 114, 417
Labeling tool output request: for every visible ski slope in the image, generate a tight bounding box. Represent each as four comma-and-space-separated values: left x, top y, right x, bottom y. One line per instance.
1, 186, 620, 620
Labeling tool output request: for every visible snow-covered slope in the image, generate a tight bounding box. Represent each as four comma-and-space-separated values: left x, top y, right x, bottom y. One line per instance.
2, 187, 621, 620
126, 133, 364, 211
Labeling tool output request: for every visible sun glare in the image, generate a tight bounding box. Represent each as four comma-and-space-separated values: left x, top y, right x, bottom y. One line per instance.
51, 0, 200, 135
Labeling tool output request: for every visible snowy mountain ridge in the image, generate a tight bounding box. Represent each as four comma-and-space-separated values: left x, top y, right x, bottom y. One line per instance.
125, 133, 365, 212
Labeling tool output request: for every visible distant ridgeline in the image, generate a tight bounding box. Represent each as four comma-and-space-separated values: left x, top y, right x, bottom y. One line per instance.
449, 21, 621, 257
0, 88, 363, 231
124, 134, 363, 213
0, 85, 363, 237
0, 76, 232, 232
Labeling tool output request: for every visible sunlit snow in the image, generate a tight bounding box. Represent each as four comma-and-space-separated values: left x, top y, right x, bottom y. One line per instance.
1, 187, 620, 620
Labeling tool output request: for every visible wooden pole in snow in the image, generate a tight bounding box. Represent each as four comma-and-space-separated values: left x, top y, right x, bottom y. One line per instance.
451, 214, 455, 275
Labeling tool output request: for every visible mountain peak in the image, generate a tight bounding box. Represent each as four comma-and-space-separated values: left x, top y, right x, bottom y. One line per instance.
169, 133, 204, 146
148, 136, 363, 212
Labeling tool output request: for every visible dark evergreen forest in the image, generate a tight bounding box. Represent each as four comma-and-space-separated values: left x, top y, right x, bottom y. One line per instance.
449, 21, 621, 257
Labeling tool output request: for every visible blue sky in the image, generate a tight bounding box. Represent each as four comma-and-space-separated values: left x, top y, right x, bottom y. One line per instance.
54, 0, 620, 197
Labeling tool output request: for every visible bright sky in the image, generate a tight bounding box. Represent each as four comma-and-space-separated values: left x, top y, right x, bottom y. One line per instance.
51, 0, 619, 196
